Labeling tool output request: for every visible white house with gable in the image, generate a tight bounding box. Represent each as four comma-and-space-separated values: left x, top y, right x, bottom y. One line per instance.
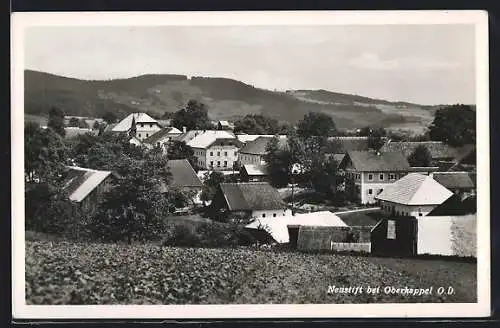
112, 113, 162, 141
187, 130, 243, 170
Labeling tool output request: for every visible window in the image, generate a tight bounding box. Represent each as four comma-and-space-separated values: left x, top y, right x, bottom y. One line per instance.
224, 151, 228, 156
210, 151, 213, 156
418, 212, 423, 216
368, 189, 373, 195
389, 173, 395, 180
217, 161, 221, 167
379, 173, 384, 180
210, 161, 214, 167
217, 151, 220, 156
224, 161, 227, 167
368, 174, 373, 180
273, 213, 276, 217
138, 133, 142, 138
234, 151, 237, 156
387, 220, 396, 239
150, 124, 153, 128
378, 189, 383, 194
146, 133, 149, 137
262, 213, 266, 218
140, 123, 144, 128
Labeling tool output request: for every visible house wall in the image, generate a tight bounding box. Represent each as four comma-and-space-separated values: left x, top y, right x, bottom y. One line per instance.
345, 169, 407, 204
239, 153, 263, 165
379, 200, 437, 217
135, 123, 162, 141
370, 217, 418, 257
251, 209, 291, 219
197, 145, 239, 170
296, 226, 372, 252
417, 215, 476, 257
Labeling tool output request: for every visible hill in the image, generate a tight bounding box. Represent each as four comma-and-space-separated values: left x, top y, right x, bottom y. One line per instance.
24, 70, 438, 132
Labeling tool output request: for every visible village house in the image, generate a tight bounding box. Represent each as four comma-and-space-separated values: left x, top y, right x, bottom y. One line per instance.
375, 173, 454, 217
142, 126, 183, 151
339, 150, 413, 204
240, 163, 269, 182
430, 172, 476, 200
111, 113, 162, 141
187, 130, 242, 171
160, 159, 204, 206
210, 182, 292, 222
238, 135, 288, 165
62, 166, 115, 213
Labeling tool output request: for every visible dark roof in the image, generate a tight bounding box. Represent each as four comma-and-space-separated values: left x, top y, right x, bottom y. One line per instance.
346, 150, 411, 172
219, 182, 285, 211
432, 172, 476, 190
207, 138, 243, 148
427, 194, 477, 216
143, 127, 180, 145
335, 209, 381, 227
380, 141, 459, 160
326, 136, 371, 152
167, 159, 203, 188
238, 136, 274, 155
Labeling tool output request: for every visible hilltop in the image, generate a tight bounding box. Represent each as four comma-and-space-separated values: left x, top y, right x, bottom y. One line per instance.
24, 70, 440, 132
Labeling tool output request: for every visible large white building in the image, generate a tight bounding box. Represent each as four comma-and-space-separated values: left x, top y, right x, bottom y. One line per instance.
186, 130, 242, 171
375, 173, 454, 217
111, 113, 162, 141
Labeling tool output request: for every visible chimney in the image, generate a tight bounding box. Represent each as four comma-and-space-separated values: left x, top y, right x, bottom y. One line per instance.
183, 126, 187, 133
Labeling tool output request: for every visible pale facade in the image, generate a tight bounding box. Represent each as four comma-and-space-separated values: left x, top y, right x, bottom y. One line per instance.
379, 200, 437, 217
239, 153, 263, 165
135, 122, 162, 141
193, 145, 239, 171
252, 209, 292, 219
347, 170, 407, 204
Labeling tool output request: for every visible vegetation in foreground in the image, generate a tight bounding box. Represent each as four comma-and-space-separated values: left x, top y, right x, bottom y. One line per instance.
26, 239, 476, 305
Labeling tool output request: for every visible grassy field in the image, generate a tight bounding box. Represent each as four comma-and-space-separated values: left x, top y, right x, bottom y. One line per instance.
25, 240, 476, 305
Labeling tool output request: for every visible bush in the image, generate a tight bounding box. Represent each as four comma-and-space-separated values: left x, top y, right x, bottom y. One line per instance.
162, 221, 257, 248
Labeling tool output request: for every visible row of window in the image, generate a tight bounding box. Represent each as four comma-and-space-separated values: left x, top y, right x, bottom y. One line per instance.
382, 204, 423, 217
261, 213, 286, 218
137, 133, 150, 138
367, 173, 397, 181
207, 160, 230, 168
138, 123, 155, 128
209, 151, 237, 157
367, 188, 383, 195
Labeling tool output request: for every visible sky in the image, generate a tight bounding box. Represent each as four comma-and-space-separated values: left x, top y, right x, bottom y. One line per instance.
24, 24, 476, 105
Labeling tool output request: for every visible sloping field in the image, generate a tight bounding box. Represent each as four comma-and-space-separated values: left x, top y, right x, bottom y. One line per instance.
25, 240, 476, 305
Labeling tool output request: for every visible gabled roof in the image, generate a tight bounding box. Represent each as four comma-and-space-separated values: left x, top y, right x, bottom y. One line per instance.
346, 150, 411, 172
142, 127, 183, 145
242, 164, 268, 176
379, 141, 459, 160
219, 182, 285, 211
186, 130, 236, 149
245, 211, 346, 243
239, 136, 274, 155
432, 172, 476, 190
375, 173, 453, 205
62, 166, 112, 202
112, 113, 159, 132
167, 159, 203, 188
427, 194, 477, 216
236, 134, 286, 143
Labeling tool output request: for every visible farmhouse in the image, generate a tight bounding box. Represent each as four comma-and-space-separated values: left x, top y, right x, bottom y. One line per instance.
111, 113, 162, 141
159, 159, 203, 206
245, 210, 347, 244
240, 163, 269, 182
237, 135, 288, 166
430, 172, 476, 200
187, 130, 242, 171
375, 173, 454, 217
340, 150, 412, 204
62, 166, 114, 212
210, 182, 292, 221
142, 126, 183, 150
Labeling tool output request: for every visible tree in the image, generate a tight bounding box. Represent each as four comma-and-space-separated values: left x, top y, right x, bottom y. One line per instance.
263, 136, 294, 188
91, 151, 171, 244
162, 111, 174, 119
429, 104, 476, 146
200, 171, 226, 204
103, 111, 118, 124
68, 117, 79, 127
166, 140, 198, 170
233, 114, 280, 134
367, 127, 387, 151
408, 145, 433, 167
92, 120, 101, 130
297, 112, 336, 140
47, 106, 66, 137
172, 100, 213, 131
